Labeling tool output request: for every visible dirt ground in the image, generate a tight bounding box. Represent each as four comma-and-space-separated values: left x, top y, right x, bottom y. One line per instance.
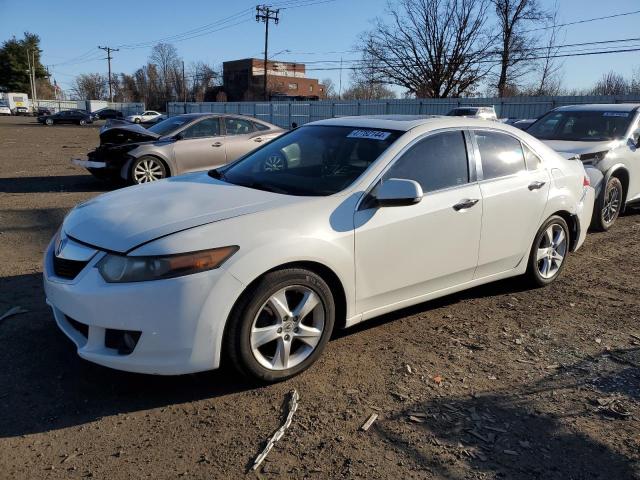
0, 114, 639, 479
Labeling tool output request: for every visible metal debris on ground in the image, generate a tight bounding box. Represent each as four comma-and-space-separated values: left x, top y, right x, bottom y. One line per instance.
360, 413, 378, 431
251, 389, 299, 471
0, 306, 28, 323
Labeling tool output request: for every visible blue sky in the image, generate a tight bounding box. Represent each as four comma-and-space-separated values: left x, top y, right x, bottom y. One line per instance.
1, 0, 639, 95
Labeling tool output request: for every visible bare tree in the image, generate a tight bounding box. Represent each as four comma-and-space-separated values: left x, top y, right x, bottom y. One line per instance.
630, 66, 640, 95
531, 8, 563, 96
491, 0, 548, 97
71, 73, 107, 100
343, 53, 397, 100
188, 61, 219, 101
359, 0, 493, 98
320, 78, 338, 99
150, 43, 181, 102
592, 71, 629, 96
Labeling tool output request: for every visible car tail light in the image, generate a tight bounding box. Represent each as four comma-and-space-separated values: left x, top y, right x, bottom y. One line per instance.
583, 175, 590, 187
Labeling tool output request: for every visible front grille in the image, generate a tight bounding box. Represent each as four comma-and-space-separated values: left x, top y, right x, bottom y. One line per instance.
53, 256, 88, 279
66, 317, 89, 338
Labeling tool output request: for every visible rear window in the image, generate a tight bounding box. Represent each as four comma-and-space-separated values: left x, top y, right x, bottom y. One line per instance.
447, 108, 478, 116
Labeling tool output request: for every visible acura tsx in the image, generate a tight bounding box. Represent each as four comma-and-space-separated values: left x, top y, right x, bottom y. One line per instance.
44, 116, 595, 381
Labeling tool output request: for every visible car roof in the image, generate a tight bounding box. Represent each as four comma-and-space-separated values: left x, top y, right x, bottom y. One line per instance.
309, 115, 508, 132
171, 112, 276, 125
554, 103, 640, 113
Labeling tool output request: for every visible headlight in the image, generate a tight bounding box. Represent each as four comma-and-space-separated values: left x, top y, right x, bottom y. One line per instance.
97, 246, 238, 283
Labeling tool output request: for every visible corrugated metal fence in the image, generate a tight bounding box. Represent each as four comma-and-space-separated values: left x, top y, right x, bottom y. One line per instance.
168, 94, 640, 128
34, 100, 144, 115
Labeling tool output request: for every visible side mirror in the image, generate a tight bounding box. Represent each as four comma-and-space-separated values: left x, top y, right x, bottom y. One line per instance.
173, 132, 184, 141
374, 178, 423, 207
632, 129, 640, 148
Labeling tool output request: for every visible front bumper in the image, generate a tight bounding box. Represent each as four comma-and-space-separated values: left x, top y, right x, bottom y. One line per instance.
574, 186, 595, 251
43, 239, 245, 375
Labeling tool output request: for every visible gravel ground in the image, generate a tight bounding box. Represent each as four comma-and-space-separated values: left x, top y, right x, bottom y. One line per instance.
1, 115, 639, 479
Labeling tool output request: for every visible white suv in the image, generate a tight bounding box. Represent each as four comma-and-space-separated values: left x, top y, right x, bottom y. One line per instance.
447, 106, 498, 121
528, 104, 640, 230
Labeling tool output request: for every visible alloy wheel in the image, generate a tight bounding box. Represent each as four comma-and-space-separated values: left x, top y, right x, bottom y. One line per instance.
133, 158, 165, 183
536, 223, 567, 279
250, 285, 325, 371
602, 184, 621, 225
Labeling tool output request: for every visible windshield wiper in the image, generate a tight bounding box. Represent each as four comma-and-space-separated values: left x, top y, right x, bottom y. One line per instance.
242, 181, 288, 194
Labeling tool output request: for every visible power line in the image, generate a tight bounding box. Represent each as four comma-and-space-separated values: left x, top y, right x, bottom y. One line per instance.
521, 8, 640, 33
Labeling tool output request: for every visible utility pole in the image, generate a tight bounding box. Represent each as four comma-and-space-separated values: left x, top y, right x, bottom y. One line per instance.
182, 60, 187, 110
98, 46, 119, 102
256, 5, 280, 101
32, 49, 38, 108
26, 51, 35, 110
339, 56, 343, 100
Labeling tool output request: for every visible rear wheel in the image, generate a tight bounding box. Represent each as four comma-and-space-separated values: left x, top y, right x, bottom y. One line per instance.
592, 176, 623, 231
134, 118, 141, 124
130, 156, 167, 184
79, 119, 86, 126
225, 268, 335, 382
525, 215, 570, 287
45, 118, 53, 126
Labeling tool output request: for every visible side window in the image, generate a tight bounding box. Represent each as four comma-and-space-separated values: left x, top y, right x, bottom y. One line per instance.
382, 131, 469, 193
475, 131, 526, 180
225, 118, 254, 135
523, 144, 543, 171
182, 118, 221, 139
253, 121, 270, 132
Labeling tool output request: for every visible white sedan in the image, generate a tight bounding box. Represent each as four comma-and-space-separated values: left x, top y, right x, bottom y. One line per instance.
44, 116, 595, 381
125, 110, 162, 123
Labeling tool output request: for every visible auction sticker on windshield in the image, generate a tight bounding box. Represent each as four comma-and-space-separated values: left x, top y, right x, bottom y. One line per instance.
347, 129, 392, 140
602, 112, 629, 117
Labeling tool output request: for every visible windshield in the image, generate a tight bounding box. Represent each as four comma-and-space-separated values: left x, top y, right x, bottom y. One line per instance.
147, 116, 191, 136
447, 108, 478, 116
527, 110, 634, 141
220, 125, 403, 196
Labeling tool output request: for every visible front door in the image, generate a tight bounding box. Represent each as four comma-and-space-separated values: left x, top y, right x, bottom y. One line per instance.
354, 130, 482, 315
472, 130, 551, 278
173, 117, 227, 173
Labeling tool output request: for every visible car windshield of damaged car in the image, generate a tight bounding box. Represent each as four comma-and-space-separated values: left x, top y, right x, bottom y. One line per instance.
217, 126, 402, 196
527, 110, 634, 141
147, 117, 191, 136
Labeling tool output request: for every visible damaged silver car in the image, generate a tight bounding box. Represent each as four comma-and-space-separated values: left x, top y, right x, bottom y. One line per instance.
73, 113, 285, 184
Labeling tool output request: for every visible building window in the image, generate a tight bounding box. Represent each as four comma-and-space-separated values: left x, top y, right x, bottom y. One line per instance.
288, 83, 298, 90
309, 85, 314, 92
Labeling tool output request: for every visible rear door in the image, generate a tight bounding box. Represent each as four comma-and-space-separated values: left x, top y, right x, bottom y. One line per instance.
172, 117, 227, 173
354, 130, 482, 314
223, 117, 262, 161
472, 130, 550, 278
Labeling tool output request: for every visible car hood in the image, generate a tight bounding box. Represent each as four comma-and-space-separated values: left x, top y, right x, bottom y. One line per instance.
541, 139, 621, 159
99, 124, 161, 145
62, 173, 296, 253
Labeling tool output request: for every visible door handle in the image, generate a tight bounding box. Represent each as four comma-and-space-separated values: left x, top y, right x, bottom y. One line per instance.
528, 180, 546, 190
453, 198, 479, 211
254, 137, 263, 143
212, 142, 223, 147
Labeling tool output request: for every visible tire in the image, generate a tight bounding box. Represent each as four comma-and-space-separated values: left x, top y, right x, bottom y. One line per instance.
225, 268, 336, 382
591, 176, 623, 231
79, 119, 86, 126
134, 118, 141, 124
525, 215, 570, 287
129, 156, 167, 184
45, 118, 53, 126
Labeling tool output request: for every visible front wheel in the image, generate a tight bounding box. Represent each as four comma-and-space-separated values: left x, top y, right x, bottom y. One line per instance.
45, 118, 53, 126
225, 268, 335, 382
134, 118, 141, 124
525, 215, 570, 287
130, 156, 167, 184
79, 119, 86, 126
592, 176, 623, 231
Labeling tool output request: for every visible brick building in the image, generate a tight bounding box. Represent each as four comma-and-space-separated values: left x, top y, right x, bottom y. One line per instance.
223, 58, 325, 101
